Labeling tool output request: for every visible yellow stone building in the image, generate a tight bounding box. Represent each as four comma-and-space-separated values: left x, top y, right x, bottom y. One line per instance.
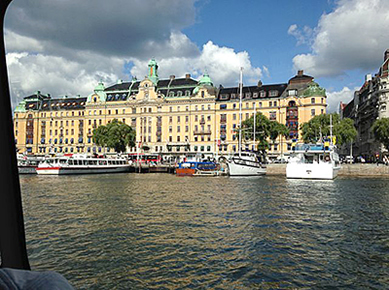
13, 59, 327, 158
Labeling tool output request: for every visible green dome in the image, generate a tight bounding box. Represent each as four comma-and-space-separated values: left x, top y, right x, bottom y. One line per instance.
198, 72, 213, 86
94, 81, 105, 92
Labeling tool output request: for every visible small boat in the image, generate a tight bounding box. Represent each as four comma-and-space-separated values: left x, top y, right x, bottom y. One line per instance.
227, 151, 266, 176
176, 161, 221, 176
36, 154, 130, 175
286, 142, 341, 180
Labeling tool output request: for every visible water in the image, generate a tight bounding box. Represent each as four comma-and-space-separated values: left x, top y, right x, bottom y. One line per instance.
20, 174, 389, 289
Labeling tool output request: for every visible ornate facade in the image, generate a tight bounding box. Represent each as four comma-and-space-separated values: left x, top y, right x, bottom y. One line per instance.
13, 60, 327, 157
341, 49, 389, 160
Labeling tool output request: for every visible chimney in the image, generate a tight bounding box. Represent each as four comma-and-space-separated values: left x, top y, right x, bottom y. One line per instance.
185, 73, 191, 79
385, 49, 389, 61
297, 70, 304, 76
257, 80, 262, 87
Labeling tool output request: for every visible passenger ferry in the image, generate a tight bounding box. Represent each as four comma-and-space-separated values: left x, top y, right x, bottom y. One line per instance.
17, 155, 43, 174
286, 141, 341, 180
176, 161, 221, 176
36, 154, 130, 175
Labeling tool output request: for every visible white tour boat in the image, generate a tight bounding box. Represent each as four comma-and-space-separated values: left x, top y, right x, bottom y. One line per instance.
227, 68, 266, 176
17, 155, 43, 174
36, 154, 130, 175
286, 142, 341, 180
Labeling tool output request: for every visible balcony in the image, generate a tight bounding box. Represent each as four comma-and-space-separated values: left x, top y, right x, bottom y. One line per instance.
194, 130, 212, 135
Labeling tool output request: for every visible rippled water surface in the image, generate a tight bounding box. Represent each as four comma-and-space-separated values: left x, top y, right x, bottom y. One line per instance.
20, 174, 389, 289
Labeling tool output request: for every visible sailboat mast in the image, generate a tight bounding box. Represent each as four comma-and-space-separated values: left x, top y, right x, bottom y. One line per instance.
239, 68, 243, 157
329, 114, 333, 143
253, 102, 256, 150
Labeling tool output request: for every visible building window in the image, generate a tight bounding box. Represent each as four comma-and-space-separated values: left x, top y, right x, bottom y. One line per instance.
311, 98, 315, 104
269, 90, 278, 97
177, 126, 180, 133
233, 114, 236, 120
311, 109, 315, 116
269, 111, 277, 121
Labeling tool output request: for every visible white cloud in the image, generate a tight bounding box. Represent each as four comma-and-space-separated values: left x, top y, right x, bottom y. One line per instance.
4, 0, 264, 107
6, 52, 122, 107
288, 24, 313, 46
129, 40, 262, 87
326, 86, 359, 113
291, 0, 389, 77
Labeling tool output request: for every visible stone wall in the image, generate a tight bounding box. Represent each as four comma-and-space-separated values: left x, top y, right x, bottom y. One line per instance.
266, 163, 389, 177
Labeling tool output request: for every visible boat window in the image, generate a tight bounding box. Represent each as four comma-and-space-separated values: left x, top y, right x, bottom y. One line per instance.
305, 155, 314, 163
69, 160, 73, 165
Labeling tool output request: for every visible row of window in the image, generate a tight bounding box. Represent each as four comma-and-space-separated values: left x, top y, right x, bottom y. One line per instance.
219, 90, 279, 100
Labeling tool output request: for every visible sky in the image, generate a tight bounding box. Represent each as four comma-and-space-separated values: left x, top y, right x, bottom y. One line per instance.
4, 0, 389, 113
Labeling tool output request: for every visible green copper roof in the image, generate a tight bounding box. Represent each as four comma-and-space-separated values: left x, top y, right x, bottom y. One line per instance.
198, 72, 213, 86
148, 58, 159, 85
14, 100, 27, 113
193, 72, 213, 94
94, 81, 105, 92
302, 81, 326, 97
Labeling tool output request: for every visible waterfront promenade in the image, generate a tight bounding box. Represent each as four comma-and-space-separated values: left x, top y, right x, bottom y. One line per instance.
267, 163, 389, 177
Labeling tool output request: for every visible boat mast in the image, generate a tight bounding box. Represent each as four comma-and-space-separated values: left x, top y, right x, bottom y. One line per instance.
253, 102, 256, 150
239, 68, 243, 157
329, 114, 333, 144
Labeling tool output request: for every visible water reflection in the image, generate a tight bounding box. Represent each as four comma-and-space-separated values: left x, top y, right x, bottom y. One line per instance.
20, 174, 389, 289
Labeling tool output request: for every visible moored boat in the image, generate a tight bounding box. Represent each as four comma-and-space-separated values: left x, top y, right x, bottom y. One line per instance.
226, 68, 267, 177
227, 151, 266, 176
17, 155, 44, 174
286, 142, 341, 180
176, 161, 221, 176
36, 154, 130, 175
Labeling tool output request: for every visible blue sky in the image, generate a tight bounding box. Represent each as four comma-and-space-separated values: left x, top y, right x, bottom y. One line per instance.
4, 0, 389, 112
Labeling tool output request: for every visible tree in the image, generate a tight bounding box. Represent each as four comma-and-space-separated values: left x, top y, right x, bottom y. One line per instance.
301, 113, 357, 146
372, 117, 389, 151
239, 113, 289, 153
93, 119, 136, 153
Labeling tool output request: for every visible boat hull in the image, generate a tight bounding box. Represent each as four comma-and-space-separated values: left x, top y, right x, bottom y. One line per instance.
176, 168, 196, 176
36, 165, 130, 175
18, 166, 37, 174
228, 161, 266, 176
286, 163, 340, 180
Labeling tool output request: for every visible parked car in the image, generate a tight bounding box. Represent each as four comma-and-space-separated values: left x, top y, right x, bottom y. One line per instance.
344, 156, 354, 164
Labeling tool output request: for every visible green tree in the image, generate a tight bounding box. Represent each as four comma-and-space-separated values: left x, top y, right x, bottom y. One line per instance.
93, 119, 136, 153
239, 113, 289, 152
301, 113, 357, 146
372, 117, 389, 151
